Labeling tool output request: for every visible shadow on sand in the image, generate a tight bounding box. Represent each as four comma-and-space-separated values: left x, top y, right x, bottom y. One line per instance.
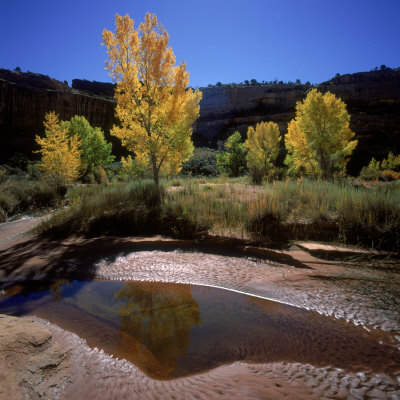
0, 234, 313, 283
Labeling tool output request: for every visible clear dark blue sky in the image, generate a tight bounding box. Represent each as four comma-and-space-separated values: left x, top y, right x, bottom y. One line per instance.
1, 0, 400, 87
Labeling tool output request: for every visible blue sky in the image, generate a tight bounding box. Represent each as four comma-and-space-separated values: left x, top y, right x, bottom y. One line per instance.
1, 0, 399, 87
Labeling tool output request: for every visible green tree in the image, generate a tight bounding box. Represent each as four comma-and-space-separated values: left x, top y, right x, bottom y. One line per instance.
381, 152, 400, 172
285, 89, 357, 179
62, 115, 114, 180
244, 121, 281, 184
216, 131, 247, 177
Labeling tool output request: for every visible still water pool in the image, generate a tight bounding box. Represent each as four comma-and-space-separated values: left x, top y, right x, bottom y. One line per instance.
0, 280, 398, 379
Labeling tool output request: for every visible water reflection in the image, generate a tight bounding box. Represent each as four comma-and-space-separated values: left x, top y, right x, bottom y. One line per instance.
115, 282, 201, 376
49, 279, 72, 301
0, 280, 399, 380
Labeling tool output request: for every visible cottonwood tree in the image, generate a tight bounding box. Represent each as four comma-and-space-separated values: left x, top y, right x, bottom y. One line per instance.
102, 13, 202, 184
62, 115, 114, 180
285, 89, 357, 178
244, 121, 281, 184
35, 112, 81, 187
216, 131, 247, 177
284, 119, 320, 176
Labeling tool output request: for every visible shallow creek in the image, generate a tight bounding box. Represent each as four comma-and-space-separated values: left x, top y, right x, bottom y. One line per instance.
0, 279, 399, 382
1, 246, 400, 399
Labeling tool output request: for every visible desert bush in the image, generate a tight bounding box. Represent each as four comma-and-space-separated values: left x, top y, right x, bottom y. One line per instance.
36, 181, 201, 237
382, 170, 400, 181
247, 212, 287, 244
338, 185, 400, 250
359, 158, 384, 180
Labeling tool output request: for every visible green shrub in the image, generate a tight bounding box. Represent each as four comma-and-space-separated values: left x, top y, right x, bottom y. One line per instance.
216, 132, 247, 177
0, 192, 16, 221
360, 153, 400, 181
181, 147, 220, 176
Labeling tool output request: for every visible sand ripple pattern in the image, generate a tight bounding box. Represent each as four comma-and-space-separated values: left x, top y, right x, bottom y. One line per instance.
37, 317, 400, 400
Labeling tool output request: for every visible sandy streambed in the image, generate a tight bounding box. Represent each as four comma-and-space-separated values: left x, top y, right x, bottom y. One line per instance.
1, 314, 399, 400
0, 217, 399, 399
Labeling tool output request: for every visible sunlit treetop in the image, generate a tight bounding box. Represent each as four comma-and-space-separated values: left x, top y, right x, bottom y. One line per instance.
285, 89, 357, 178
102, 13, 201, 184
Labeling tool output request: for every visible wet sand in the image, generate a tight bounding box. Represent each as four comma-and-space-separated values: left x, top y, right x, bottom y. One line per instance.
0, 217, 399, 399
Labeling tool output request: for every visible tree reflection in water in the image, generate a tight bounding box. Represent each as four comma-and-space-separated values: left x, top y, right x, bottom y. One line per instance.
49, 279, 72, 302
114, 282, 201, 377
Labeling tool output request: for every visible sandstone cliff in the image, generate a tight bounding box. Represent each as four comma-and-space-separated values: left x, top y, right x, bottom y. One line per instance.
1, 68, 399, 175
0, 69, 120, 161
197, 70, 400, 173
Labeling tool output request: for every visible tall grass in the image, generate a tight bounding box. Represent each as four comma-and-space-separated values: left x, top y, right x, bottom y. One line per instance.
35, 178, 400, 251
35, 181, 205, 238
0, 179, 58, 221
167, 178, 400, 249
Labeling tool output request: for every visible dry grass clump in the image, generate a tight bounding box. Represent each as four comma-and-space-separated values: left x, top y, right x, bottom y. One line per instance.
0, 179, 58, 221
35, 177, 400, 251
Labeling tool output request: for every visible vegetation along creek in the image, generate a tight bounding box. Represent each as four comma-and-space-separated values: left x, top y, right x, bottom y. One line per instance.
1, 3, 400, 400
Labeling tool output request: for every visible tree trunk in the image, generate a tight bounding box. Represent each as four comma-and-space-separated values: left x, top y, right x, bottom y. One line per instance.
151, 154, 159, 185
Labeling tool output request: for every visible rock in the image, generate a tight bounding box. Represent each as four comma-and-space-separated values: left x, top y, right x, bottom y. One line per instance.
72, 79, 115, 98
0, 314, 71, 400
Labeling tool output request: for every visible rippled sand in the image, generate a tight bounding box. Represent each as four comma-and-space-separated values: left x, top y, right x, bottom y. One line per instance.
0, 219, 399, 399
38, 318, 400, 400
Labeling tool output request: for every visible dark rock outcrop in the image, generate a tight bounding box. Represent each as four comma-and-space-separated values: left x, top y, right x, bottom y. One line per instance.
0, 69, 122, 162
195, 83, 309, 144
72, 79, 115, 98
1, 68, 400, 175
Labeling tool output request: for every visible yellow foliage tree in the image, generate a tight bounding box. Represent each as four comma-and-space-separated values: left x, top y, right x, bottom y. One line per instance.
285, 89, 357, 178
285, 119, 320, 176
35, 112, 81, 186
102, 13, 202, 184
244, 121, 281, 184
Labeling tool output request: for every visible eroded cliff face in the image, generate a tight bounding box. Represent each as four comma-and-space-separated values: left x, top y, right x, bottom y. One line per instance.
196, 84, 308, 142
196, 70, 400, 173
0, 69, 119, 161
1, 68, 399, 174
